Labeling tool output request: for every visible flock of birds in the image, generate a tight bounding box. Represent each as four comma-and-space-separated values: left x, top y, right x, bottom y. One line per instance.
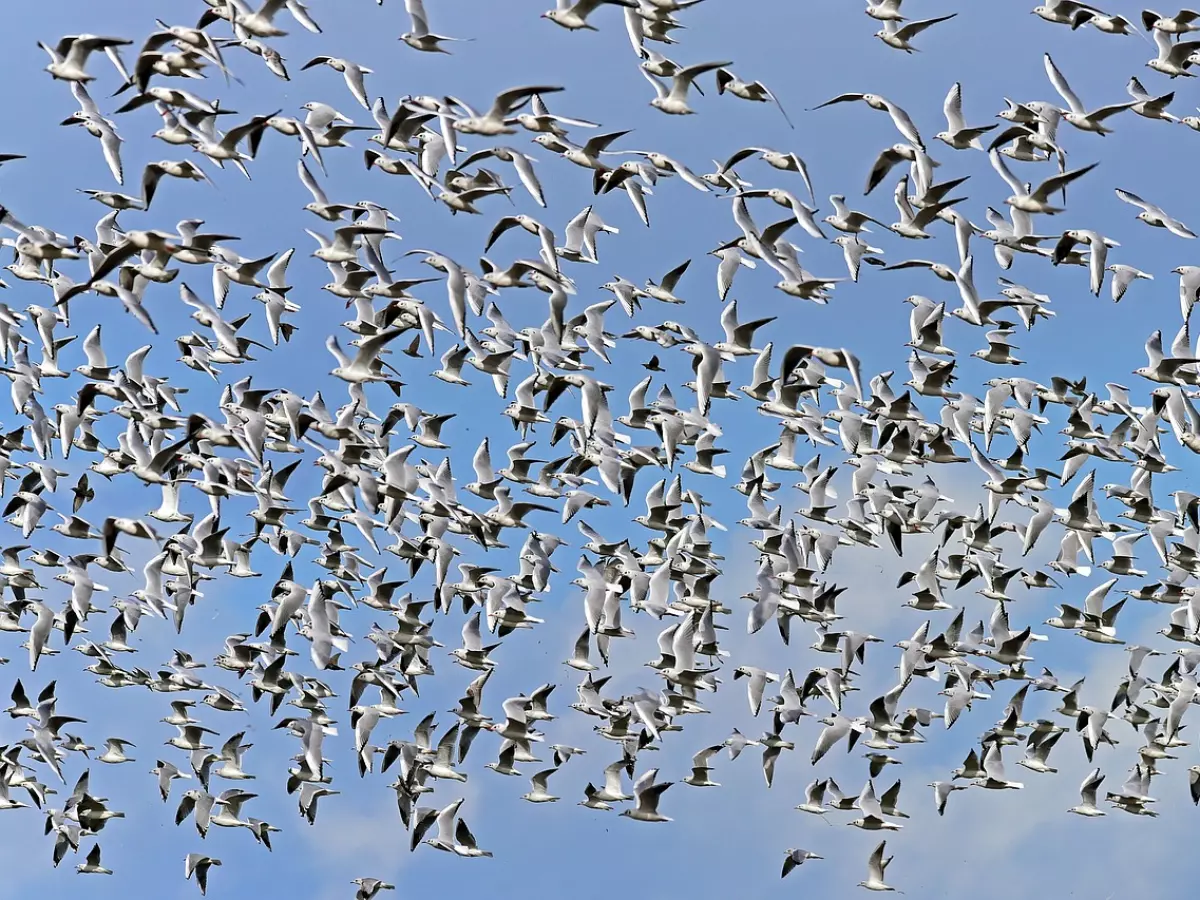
6, 0, 1200, 895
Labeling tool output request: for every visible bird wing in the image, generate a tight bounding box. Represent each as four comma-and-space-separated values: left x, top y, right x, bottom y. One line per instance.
405, 0, 431, 36
351, 328, 405, 369
669, 61, 732, 102
882, 100, 924, 149
1115, 188, 1155, 214
490, 85, 563, 119
297, 158, 328, 204
1043, 53, 1084, 114
812, 92, 867, 109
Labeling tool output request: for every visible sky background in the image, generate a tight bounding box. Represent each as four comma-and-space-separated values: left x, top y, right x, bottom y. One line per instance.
1, 1, 1198, 898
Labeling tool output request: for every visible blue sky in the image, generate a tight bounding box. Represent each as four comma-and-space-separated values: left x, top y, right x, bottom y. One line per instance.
2, 2, 1199, 898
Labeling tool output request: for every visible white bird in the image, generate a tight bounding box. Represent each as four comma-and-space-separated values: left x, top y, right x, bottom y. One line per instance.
619, 767, 673, 822
812, 92, 925, 149
301, 57, 374, 109
1044, 52, 1137, 133
543, 0, 638, 31
1115, 188, 1196, 239
326, 329, 406, 383
184, 853, 221, 895
936, 82, 998, 150
40, 35, 131, 82
1068, 768, 1107, 816
77, 844, 112, 876
643, 62, 732, 116
402, 0, 470, 52
522, 767, 561, 803
876, 14, 958, 53
1107, 264, 1152, 303
781, 847, 824, 877
858, 840, 898, 892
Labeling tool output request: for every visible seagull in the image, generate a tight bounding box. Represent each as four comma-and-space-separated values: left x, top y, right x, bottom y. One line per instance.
1044, 53, 1137, 133
401, 0, 470, 52
859, 840, 898, 892
1144, 8, 1200, 32
781, 847, 824, 877
825, 194, 887, 233
876, 14, 958, 52
326, 329, 406, 383
62, 84, 125, 184
936, 82, 998, 150
521, 767, 561, 802
734, 666, 780, 715
1053, 229, 1118, 295
811, 93, 925, 149
1032, 1, 1099, 28
1145, 27, 1200, 76
975, 742, 1025, 790
353, 879, 396, 900
714, 69, 793, 127
990, 148, 1097, 215
301, 57, 374, 109
453, 85, 565, 135
98, 738, 136, 764
644, 62, 733, 116
682, 745, 723, 787
184, 854, 221, 895
1126, 77, 1179, 122
40, 35, 131, 82
866, 0, 907, 20
543, 0, 639, 30
619, 767, 673, 822
1068, 768, 1107, 816
1115, 188, 1196, 238
77, 844, 113, 876
930, 780, 967, 816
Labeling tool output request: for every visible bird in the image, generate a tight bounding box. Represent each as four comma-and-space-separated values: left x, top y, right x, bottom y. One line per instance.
353, 879, 396, 900
40, 35, 131, 82
76, 844, 113, 875
1115, 188, 1197, 239
1106, 264, 1152, 303
184, 854, 221, 895
401, 0, 470, 52
781, 847, 824, 877
859, 840, 898, 892
542, 0, 638, 31
1068, 768, 1107, 817
990, 149, 1098, 216
714, 68, 794, 127
875, 13, 958, 52
644, 62, 733, 116
936, 82, 998, 150
619, 767, 673, 822
300, 57, 374, 109
1044, 52, 1137, 133
453, 85, 565, 135
811, 92, 925, 148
